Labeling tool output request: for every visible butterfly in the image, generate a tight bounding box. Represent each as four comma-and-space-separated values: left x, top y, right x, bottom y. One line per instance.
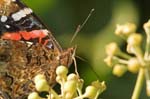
0, 0, 74, 98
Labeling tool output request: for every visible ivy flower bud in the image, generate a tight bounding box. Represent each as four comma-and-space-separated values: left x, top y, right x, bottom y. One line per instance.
34, 74, 45, 83
91, 81, 106, 95
28, 92, 41, 99
100, 81, 107, 92
64, 80, 77, 99
105, 42, 120, 56
127, 33, 142, 46
128, 58, 140, 73
83, 86, 98, 99
92, 81, 106, 90
35, 79, 49, 92
115, 23, 136, 36
104, 56, 114, 67
67, 73, 78, 81
56, 65, 68, 77
56, 76, 62, 84
113, 64, 127, 77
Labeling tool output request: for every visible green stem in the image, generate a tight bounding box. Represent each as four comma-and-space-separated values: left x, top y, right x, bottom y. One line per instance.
113, 56, 129, 64
131, 68, 145, 99
130, 45, 146, 99
77, 88, 83, 96
118, 51, 132, 60
49, 87, 60, 99
94, 89, 103, 99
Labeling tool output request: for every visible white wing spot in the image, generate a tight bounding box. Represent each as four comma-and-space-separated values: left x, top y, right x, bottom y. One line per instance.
11, 11, 25, 21
5, 25, 10, 29
23, 8, 33, 15
1, 16, 8, 22
11, 8, 33, 21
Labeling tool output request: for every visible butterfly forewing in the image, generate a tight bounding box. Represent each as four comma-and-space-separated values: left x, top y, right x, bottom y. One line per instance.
0, 0, 62, 51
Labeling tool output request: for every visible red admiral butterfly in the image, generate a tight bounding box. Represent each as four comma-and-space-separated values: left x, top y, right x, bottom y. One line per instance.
0, 0, 74, 98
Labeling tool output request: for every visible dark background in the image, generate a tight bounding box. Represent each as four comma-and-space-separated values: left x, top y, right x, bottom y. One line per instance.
23, 0, 150, 98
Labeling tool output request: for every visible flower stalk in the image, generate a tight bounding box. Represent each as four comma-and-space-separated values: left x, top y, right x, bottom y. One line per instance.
131, 68, 145, 99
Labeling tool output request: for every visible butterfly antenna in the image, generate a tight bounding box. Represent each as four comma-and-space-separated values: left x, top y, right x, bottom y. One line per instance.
71, 9, 95, 77
70, 8, 95, 43
75, 55, 87, 62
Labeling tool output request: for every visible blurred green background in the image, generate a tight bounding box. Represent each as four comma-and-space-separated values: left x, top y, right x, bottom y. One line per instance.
23, 0, 150, 98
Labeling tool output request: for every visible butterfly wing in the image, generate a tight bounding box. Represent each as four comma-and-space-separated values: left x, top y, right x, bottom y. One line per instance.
0, 0, 74, 98
0, 0, 62, 51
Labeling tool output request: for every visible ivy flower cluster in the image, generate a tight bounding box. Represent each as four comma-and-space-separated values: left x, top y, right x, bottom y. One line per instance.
28, 65, 106, 99
104, 20, 150, 99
